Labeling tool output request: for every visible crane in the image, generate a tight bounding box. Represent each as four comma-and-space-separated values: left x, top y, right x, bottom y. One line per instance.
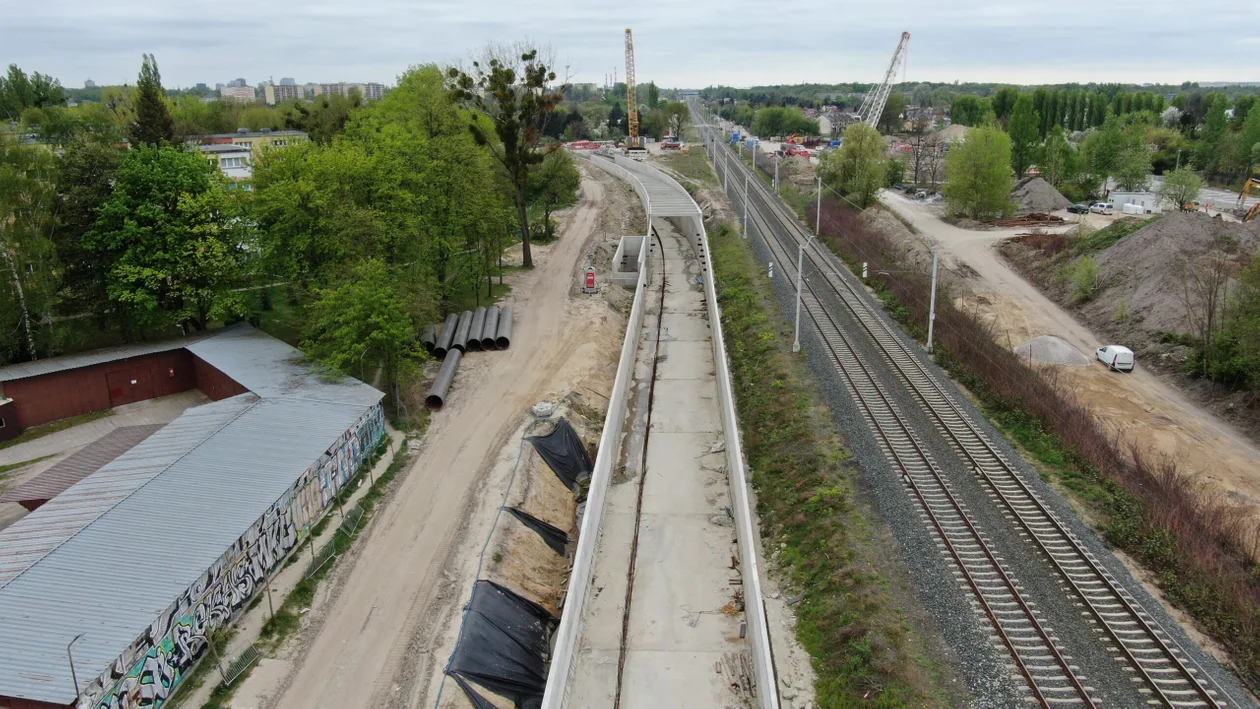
624, 28, 644, 152
857, 31, 910, 131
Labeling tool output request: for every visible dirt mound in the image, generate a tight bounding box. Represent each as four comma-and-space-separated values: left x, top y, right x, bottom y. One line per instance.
1083, 212, 1260, 336
1011, 177, 1071, 214
1013, 335, 1090, 366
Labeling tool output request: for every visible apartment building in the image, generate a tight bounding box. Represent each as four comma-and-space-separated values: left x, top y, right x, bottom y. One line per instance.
219, 85, 256, 103
263, 83, 304, 105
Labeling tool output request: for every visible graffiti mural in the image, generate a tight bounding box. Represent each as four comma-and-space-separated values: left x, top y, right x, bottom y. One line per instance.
82, 404, 386, 709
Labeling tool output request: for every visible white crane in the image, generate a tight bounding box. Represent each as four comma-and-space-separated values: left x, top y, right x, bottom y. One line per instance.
857, 31, 910, 130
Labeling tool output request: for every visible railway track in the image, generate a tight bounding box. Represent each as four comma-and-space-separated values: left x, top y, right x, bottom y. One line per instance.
701, 120, 1229, 708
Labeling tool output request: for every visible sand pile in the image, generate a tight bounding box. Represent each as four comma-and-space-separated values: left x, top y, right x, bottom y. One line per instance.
1084, 212, 1260, 335
1011, 177, 1072, 213
1014, 335, 1090, 366
935, 124, 969, 144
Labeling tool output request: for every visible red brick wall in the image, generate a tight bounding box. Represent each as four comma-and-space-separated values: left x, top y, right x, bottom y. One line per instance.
192, 354, 249, 401
0, 694, 73, 708
4, 350, 197, 429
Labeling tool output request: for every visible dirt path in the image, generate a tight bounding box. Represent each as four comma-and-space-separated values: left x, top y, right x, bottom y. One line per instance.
880, 190, 1260, 509
262, 172, 625, 709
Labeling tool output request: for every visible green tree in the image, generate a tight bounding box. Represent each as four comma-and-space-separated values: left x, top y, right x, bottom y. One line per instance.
818, 123, 887, 209
877, 92, 907, 134
527, 150, 581, 239
448, 44, 565, 269
943, 125, 1013, 219
0, 137, 61, 362
1157, 166, 1205, 211
664, 101, 690, 138
55, 139, 123, 316
1196, 94, 1229, 175
87, 145, 252, 331
1236, 107, 1260, 179
646, 81, 659, 110
129, 54, 175, 147
303, 258, 420, 406
1113, 125, 1152, 191
950, 95, 993, 127
1039, 127, 1075, 188
991, 88, 1020, 125
1007, 94, 1040, 178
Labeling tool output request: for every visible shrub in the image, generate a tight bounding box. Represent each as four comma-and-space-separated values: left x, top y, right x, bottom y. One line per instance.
1072, 255, 1100, 302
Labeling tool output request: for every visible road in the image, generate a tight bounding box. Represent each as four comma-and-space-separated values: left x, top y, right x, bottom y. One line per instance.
262, 173, 619, 709
879, 189, 1260, 508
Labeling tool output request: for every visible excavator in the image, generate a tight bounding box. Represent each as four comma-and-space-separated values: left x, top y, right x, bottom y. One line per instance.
1239, 177, 1260, 222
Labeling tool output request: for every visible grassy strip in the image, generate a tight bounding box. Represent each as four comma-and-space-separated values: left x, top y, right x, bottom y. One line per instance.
1074, 215, 1158, 253
656, 147, 720, 188
0, 409, 113, 451
710, 222, 946, 706
800, 191, 1260, 691
0, 454, 56, 476
174, 438, 408, 709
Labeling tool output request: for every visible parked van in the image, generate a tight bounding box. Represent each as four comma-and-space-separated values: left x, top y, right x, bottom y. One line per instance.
1090, 202, 1114, 215
1096, 345, 1134, 372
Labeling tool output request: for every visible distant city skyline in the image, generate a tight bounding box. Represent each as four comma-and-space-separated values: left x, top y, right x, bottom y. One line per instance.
5, 0, 1258, 90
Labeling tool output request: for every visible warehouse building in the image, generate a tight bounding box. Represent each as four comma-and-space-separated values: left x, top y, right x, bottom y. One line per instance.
0, 325, 385, 709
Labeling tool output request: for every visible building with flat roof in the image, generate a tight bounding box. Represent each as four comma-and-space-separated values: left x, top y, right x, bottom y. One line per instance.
219, 85, 255, 103
197, 143, 253, 183
194, 129, 307, 157
0, 325, 385, 709
263, 83, 303, 106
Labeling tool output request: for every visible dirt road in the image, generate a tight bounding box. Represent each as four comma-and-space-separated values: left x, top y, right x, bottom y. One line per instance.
880, 190, 1260, 509
261, 171, 627, 709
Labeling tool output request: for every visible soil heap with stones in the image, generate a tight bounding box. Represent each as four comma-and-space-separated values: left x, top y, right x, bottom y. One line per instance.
1011, 176, 1072, 214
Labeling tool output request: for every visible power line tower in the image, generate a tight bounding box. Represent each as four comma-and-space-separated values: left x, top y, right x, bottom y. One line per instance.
857, 31, 910, 131
624, 28, 642, 150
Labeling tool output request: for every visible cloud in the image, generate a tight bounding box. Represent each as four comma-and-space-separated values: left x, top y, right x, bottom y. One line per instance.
3, 0, 1258, 88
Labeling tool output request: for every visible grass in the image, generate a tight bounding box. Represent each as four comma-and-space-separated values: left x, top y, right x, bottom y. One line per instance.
0, 454, 56, 476
446, 280, 512, 314
0, 409, 113, 451
710, 221, 950, 706
1074, 215, 1158, 253
656, 147, 720, 188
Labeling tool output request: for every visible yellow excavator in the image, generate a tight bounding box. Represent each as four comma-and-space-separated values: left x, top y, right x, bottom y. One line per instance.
1240, 177, 1260, 222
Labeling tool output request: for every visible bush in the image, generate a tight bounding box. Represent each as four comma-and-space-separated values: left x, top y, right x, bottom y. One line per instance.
1072, 255, 1100, 302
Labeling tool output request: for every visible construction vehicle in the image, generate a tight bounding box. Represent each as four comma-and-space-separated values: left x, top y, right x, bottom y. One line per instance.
784, 132, 805, 145
1239, 177, 1259, 221
856, 32, 910, 130
623, 29, 646, 155
661, 132, 682, 151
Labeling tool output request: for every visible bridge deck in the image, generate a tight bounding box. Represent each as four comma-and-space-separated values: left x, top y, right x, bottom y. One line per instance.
565, 215, 754, 707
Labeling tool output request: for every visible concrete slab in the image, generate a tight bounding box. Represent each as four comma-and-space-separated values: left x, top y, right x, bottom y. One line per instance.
659, 311, 710, 343
641, 432, 728, 516
619, 650, 746, 709
656, 340, 717, 381
649, 379, 721, 434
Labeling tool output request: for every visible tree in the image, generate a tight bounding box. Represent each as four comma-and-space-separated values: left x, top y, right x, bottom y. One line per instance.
646, 81, 659, 110
1113, 125, 1152, 191
130, 54, 174, 147
1007, 94, 1040, 178
1157, 167, 1205, 211
1196, 94, 1229, 176
818, 123, 887, 209
448, 44, 565, 269
86, 146, 252, 331
1178, 233, 1237, 378
527, 150, 581, 239
0, 137, 60, 362
55, 139, 123, 316
950, 95, 993, 127
991, 88, 1020, 125
665, 101, 690, 138
1040, 127, 1076, 188
302, 258, 420, 407
877, 92, 907, 134
943, 125, 1013, 220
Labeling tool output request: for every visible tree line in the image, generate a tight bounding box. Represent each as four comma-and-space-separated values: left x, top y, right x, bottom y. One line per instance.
0, 49, 581, 409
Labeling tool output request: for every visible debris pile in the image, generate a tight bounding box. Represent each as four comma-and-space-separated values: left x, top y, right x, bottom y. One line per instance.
1010, 176, 1072, 214
1014, 335, 1090, 366
989, 212, 1066, 228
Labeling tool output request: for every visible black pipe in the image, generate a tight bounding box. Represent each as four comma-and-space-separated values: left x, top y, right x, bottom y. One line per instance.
422, 324, 438, 354
467, 307, 486, 352
495, 305, 513, 349
481, 306, 500, 350
452, 311, 473, 353
434, 313, 459, 359
425, 349, 461, 410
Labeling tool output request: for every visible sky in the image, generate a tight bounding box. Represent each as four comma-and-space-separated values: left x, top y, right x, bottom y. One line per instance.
3, 0, 1258, 90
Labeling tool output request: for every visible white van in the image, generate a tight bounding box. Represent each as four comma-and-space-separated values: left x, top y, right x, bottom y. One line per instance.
1090, 202, 1114, 215
1096, 345, 1134, 372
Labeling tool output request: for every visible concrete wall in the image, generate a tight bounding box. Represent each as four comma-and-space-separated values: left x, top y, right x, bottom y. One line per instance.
78, 405, 386, 709
3, 350, 198, 430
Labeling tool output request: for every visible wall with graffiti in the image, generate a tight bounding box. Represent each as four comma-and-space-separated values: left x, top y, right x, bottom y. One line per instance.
81, 404, 386, 709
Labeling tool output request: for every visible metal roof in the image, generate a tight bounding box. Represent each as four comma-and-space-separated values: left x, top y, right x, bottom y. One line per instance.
0, 325, 384, 704
0, 425, 163, 505
197, 144, 252, 154
0, 331, 217, 383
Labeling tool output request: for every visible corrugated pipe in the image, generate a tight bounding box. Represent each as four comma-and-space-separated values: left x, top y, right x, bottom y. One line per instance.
434, 313, 459, 359
496, 305, 513, 349
452, 311, 473, 353
467, 307, 486, 352
422, 324, 438, 354
481, 306, 500, 350
425, 349, 461, 410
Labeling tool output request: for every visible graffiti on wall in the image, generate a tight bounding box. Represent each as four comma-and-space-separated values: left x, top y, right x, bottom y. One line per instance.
82, 405, 386, 709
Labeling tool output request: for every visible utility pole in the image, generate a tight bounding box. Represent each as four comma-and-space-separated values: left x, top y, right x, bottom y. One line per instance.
743, 169, 749, 236
926, 244, 939, 352
774, 158, 779, 193
793, 234, 818, 353
815, 173, 822, 235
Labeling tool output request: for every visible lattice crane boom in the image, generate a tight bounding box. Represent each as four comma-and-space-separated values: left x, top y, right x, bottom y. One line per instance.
625, 28, 640, 146
859, 31, 910, 130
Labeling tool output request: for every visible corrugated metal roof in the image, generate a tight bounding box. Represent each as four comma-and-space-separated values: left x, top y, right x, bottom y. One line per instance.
0, 396, 371, 703
0, 331, 217, 382
0, 324, 384, 704
0, 425, 164, 505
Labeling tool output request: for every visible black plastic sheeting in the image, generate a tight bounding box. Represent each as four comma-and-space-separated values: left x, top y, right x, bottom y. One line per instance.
526, 418, 592, 489
451, 673, 499, 709
447, 580, 557, 709
505, 507, 569, 555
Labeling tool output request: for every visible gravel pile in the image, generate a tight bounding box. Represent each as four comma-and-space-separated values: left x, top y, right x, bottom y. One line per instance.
1014, 335, 1090, 366
1011, 177, 1072, 213
1086, 212, 1260, 335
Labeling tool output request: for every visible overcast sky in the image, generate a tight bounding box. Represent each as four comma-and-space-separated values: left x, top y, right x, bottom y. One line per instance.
4, 0, 1258, 90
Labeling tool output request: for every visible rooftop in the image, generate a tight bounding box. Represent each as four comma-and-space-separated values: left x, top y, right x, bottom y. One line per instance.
197, 144, 252, 154
202, 130, 308, 139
